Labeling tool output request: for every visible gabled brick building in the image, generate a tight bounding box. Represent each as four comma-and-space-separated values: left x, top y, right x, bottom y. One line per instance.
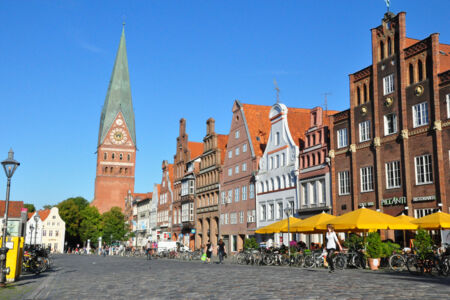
156, 160, 174, 241
329, 11, 450, 235
219, 101, 271, 252
172, 119, 203, 242
195, 118, 228, 249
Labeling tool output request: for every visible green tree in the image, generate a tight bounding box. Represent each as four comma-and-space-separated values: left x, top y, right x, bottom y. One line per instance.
101, 207, 128, 245
57, 197, 89, 246
243, 237, 259, 250
23, 203, 36, 213
79, 206, 102, 243
415, 229, 433, 259
43, 204, 53, 210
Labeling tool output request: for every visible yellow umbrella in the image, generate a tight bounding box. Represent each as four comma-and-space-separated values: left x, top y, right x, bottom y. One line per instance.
255, 217, 302, 234
393, 214, 418, 230
396, 213, 418, 247
315, 207, 414, 231
412, 211, 450, 229
290, 212, 335, 233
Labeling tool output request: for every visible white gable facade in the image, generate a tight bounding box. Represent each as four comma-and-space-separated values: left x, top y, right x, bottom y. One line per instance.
255, 103, 299, 247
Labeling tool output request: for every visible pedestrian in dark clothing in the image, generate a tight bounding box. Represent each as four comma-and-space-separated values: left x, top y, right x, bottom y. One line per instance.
206, 241, 213, 263
218, 239, 226, 264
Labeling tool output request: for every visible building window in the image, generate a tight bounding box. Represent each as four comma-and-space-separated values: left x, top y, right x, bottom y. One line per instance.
190, 203, 194, 221
415, 154, 433, 185
275, 155, 280, 169
228, 168, 232, 176
275, 132, 280, 145
409, 63, 414, 85
119, 153, 123, 160
227, 190, 232, 203
235, 165, 239, 174
228, 151, 232, 159
235, 147, 240, 156
270, 157, 273, 170
243, 143, 247, 152
277, 202, 283, 219
112, 153, 115, 160
127, 154, 131, 161
386, 161, 401, 189
224, 213, 229, 225
104, 152, 107, 160
281, 153, 286, 166
337, 128, 348, 149
302, 183, 308, 205
383, 74, 394, 95
55, 230, 59, 237
414, 208, 436, 219
247, 210, 256, 223
242, 186, 247, 201
446, 94, 450, 118
235, 130, 240, 139
387, 37, 392, 56
359, 120, 371, 142
49, 230, 53, 237
230, 213, 237, 224
221, 191, 226, 204
360, 166, 374, 192
220, 214, 224, 225
384, 113, 398, 135
42, 230, 46, 237
249, 184, 255, 199
234, 187, 240, 202
242, 163, 247, 172
268, 203, 274, 220
260, 204, 266, 221
418, 60, 423, 82
239, 211, 244, 223
413, 102, 429, 128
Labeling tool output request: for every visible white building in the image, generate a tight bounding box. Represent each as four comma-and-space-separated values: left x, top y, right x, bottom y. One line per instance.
255, 103, 311, 246
25, 211, 45, 246
148, 183, 159, 243
40, 207, 66, 253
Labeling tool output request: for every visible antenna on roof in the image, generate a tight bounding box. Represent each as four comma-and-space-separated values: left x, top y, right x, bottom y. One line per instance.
273, 79, 280, 104
322, 92, 331, 114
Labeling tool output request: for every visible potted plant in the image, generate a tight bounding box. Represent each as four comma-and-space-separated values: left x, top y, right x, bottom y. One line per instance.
366, 232, 383, 270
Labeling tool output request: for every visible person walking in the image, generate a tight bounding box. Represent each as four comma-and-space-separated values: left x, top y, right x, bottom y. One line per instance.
146, 240, 152, 260
326, 224, 342, 273
217, 239, 226, 264
205, 241, 213, 264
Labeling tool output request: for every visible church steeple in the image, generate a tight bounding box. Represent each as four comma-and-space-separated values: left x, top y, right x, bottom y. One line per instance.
98, 25, 136, 147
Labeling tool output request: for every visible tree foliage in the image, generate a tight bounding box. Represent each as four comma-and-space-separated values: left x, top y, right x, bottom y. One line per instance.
79, 206, 102, 243
23, 203, 36, 213
243, 237, 259, 250
43, 204, 53, 210
415, 229, 433, 259
57, 197, 89, 246
365, 232, 383, 258
101, 207, 128, 245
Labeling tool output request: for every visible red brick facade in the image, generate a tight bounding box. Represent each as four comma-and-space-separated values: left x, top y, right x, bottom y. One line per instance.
330, 12, 450, 223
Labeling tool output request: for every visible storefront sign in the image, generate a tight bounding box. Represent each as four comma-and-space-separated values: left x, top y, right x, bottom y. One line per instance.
412, 195, 436, 203
358, 202, 374, 208
381, 196, 406, 206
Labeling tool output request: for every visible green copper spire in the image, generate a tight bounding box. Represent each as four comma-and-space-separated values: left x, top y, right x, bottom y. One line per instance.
98, 25, 136, 146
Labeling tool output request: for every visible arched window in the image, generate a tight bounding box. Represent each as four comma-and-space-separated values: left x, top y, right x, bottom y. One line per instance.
284, 175, 289, 188
281, 153, 286, 167
265, 180, 270, 192
270, 157, 273, 170
125, 168, 128, 175
276, 155, 280, 168
306, 155, 310, 168
387, 37, 392, 56
112, 153, 115, 160
127, 154, 131, 161
120, 168, 123, 174
418, 60, 423, 82
380, 40, 385, 60
104, 152, 107, 160
277, 176, 281, 190
119, 153, 123, 160
110, 167, 114, 173
275, 132, 280, 145
409, 63, 414, 85
270, 178, 274, 191
260, 182, 264, 193
103, 167, 107, 173
363, 84, 368, 103
357, 86, 361, 105
312, 134, 316, 146
318, 152, 321, 164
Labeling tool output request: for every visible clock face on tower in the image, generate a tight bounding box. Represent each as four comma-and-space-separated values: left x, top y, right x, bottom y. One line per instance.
110, 128, 128, 145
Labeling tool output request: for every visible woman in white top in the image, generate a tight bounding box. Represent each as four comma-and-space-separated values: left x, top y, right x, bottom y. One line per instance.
326, 224, 342, 273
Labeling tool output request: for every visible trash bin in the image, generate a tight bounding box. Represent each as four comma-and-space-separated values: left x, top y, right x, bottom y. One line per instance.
1, 236, 24, 282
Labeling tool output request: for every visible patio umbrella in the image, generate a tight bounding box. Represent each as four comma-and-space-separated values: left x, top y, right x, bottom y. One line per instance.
290, 212, 335, 233
315, 207, 412, 231
412, 211, 450, 229
255, 217, 302, 234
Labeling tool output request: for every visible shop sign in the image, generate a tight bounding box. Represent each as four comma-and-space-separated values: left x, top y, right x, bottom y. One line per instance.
381, 196, 406, 206
358, 202, 374, 208
412, 195, 436, 202
191, 229, 196, 234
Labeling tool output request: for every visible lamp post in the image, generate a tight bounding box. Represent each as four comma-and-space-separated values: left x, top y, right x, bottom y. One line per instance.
29, 224, 34, 247
284, 205, 292, 265
33, 214, 39, 247
0, 149, 20, 287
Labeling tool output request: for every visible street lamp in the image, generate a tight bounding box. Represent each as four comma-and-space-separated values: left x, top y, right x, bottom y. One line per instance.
29, 224, 34, 247
284, 205, 292, 265
0, 149, 20, 287
33, 214, 39, 247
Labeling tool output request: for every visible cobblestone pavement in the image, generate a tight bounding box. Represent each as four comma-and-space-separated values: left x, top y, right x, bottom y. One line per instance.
4, 254, 450, 299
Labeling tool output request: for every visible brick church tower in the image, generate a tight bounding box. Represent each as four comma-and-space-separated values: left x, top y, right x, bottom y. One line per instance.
92, 26, 136, 214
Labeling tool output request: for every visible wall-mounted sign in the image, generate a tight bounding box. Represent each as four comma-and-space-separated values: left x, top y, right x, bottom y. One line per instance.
382, 196, 406, 206
412, 195, 436, 202
358, 202, 374, 208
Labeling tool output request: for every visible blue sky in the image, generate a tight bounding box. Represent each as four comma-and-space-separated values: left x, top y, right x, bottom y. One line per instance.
1, 1, 449, 209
